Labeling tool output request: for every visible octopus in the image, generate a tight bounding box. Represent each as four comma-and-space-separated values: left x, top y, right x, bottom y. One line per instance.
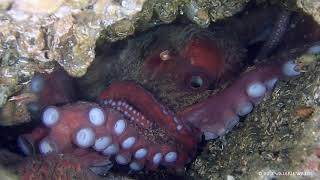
15, 6, 320, 177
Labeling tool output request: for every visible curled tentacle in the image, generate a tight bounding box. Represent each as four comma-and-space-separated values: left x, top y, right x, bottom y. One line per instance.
255, 9, 292, 60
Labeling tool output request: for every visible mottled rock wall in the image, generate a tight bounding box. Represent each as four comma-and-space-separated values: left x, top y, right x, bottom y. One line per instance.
0, 0, 251, 126
297, 0, 320, 25
0, 0, 250, 116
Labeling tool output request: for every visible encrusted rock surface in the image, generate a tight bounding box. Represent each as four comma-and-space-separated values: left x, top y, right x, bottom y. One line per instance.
0, 0, 251, 116
0, 0, 147, 110
0, 0, 251, 125
297, 0, 320, 25
258, 0, 320, 24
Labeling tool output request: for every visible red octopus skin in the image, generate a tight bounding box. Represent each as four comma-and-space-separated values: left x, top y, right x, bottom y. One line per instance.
17, 42, 320, 174
19, 100, 197, 171
17, 13, 320, 173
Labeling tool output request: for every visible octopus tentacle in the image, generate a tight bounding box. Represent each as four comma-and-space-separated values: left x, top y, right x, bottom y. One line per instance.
178, 43, 319, 140
18, 101, 196, 171
255, 9, 292, 60
27, 68, 77, 117
99, 81, 200, 151
15, 7, 320, 173
18, 43, 319, 173
17, 126, 49, 155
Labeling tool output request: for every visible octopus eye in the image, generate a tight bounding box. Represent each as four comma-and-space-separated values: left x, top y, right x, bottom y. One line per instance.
184, 72, 210, 91
189, 75, 204, 89
186, 74, 208, 90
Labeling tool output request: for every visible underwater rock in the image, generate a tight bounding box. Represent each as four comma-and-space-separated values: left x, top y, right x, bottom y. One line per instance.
0, 0, 146, 109
0, 100, 32, 126
257, 0, 320, 26
0, 166, 18, 180
182, 0, 250, 28
0, 0, 251, 111
297, 0, 320, 25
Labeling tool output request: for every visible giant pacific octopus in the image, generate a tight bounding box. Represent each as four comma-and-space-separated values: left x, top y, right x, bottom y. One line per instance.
16, 6, 320, 176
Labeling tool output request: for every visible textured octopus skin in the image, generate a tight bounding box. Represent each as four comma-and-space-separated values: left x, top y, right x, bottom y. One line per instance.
255, 9, 292, 60
178, 52, 306, 139
17, 11, 320, 172
141, 25, 245, 93
16, 42, 320, 173
28, 68, 77, 114
18, 154, 103, 180
19, 101, 194, 172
